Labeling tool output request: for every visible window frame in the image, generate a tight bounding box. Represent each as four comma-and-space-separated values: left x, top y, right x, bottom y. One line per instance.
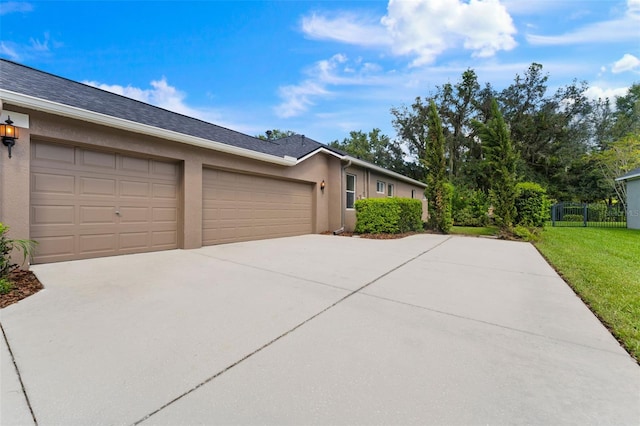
376, 180, 386, 194
346, 174, 356, 209
387, 183, 395, 197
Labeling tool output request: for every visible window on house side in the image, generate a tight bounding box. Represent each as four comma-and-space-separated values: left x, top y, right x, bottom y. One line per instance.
346, 174, 356, 209
388, 183, 394, 197
376, 180, 385, 193
411, 189, 415, 199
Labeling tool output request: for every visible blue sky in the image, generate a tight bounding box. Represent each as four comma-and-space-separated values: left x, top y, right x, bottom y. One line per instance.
1, 0, 639, 143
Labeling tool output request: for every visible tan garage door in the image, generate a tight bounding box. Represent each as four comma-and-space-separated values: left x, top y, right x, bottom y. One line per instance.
202, 168, 313, 245
30, 141, 180, 263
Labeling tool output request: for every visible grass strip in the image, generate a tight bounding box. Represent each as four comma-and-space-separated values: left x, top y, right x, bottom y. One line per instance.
535, 227, 640, 362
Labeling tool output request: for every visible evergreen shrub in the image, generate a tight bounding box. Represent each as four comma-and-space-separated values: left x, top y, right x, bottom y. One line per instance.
515, 182, 551, 227
355, 198, 422, 234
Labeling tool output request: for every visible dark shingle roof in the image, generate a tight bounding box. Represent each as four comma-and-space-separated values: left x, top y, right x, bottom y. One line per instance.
0, 59, 343, 159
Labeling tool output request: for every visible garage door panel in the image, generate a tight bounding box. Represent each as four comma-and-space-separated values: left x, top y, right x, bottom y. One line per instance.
152, 160, 179, 177
80, 149, 117, 169
121, 155, 150, 173
117, 207, 150, 223
30, 141, 179, 263
119, 232, 149, 250
79, 233, 117, 254
32, 172, 75, 195
153, 183, 178, 199
32, 142, 75, 165
120, 180, 150, 198
202, 168, 312, 246
152, 230, 178, 247
35, 236, 75, 259
79, 177, 117, 196
79, 206, 117, 225
152, 207, 178, 222
31, 205, 75, 225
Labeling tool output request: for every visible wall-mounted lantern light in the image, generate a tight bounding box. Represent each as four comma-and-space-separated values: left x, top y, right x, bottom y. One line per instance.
0, 116, 19, 158
320, 180, 325, 192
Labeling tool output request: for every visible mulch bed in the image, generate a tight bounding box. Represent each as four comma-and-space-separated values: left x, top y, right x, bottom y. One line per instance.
321, 231, 427, 239
0, 269, 44, 309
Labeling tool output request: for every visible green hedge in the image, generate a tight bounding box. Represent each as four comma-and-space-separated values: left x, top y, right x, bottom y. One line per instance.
515, 182, 551, 227
355, 198, 422, 234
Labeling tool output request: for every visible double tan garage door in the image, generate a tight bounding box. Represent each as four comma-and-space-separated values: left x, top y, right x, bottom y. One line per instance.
30, 141, 179, 264
202, 168, 313, 245
29, 142, 313, 263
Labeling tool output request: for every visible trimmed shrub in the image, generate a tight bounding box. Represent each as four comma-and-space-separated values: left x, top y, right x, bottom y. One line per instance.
515, 182, 551, 227
396, 198, 423, 233
355, 198, 422, 234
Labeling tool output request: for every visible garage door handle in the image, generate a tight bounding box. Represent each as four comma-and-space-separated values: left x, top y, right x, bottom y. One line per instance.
115, 210, 121, 216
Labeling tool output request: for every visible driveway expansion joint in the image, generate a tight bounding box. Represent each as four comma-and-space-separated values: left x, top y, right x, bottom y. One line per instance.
357, 292, 629, 358
132, 236, 453, 425
1, 322, 38, 426
188, 249, 354, 293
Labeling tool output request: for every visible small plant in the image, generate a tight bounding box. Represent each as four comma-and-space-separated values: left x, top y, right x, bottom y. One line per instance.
0, 278, 13, 295
513, 225, 541, 242
0, 223, 37, 280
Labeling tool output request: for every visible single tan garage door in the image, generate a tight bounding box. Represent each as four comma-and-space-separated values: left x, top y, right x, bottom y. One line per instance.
202, 168, 313, 245
30, 141, 180, 263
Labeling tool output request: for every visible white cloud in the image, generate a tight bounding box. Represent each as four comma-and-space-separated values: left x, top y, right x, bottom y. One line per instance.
0, 42, 20, 61
585, 85, 630, 101
30, 32, 50, 52
275, 81, 331, 118
301, 13, 390, 47
301, 0, 516, 67
274, 54, 393, 118
83, 78, 239, 129
527, 0, 640, 45
612, 53, 640, 73
0, 2, 33, 15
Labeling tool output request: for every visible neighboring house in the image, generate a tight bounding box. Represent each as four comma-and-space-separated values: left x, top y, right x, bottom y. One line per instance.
616, 167, 640, 230
0, 59, 427, 264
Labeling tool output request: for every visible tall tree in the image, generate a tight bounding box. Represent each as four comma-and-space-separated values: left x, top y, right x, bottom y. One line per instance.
612, 83, 640, 140
434, 69, 482, 180
425, 101, 452, 233
329, 129, 407, 174
256, 129, 296, 140
472, 99, 518, 229
592, 133, 640, 210
391, 97, 430, 181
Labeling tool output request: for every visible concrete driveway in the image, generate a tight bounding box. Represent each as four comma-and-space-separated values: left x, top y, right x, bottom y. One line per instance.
1, 234, 638, 425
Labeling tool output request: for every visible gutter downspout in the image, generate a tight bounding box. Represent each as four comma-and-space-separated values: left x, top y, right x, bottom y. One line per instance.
333, 158, 352, 235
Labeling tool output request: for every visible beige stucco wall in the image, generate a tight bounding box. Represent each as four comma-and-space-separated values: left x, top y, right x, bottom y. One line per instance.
343, 166, 426, 232
0, 106, 345, 263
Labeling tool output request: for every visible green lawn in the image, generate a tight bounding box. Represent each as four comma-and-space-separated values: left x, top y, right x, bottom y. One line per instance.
535, 227, 640, 361
450, 226, 499, 237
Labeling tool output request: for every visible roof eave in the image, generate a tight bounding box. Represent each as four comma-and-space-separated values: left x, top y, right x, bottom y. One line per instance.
0, 89, 296, 167
347, 156, 427, 188
615, 172, 640, 182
